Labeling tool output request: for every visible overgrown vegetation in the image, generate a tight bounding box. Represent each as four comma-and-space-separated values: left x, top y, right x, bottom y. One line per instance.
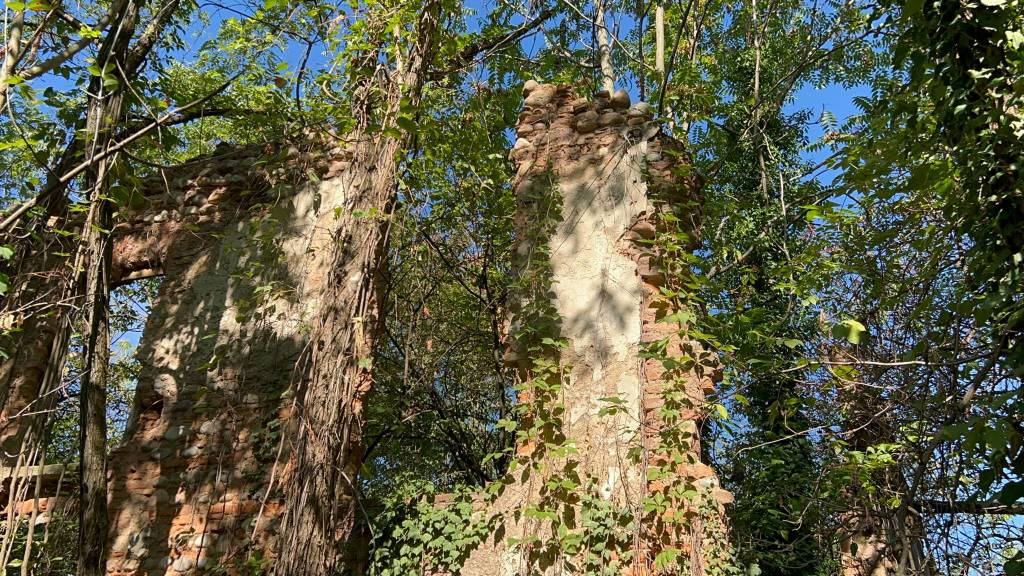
0, 0, 1020, 573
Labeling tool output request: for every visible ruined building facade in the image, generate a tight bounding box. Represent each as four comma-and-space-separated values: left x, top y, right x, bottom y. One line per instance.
0, 84, 731, 575
104, 141, 366, 573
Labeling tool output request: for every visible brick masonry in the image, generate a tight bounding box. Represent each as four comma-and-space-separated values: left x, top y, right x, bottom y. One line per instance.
461, 83, 731, 575
106, 140, 358, 575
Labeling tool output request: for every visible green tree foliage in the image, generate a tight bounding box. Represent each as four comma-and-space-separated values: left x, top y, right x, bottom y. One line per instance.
0, 0, 1021, 573
363, 84, 520, 494
826, 1, 1024, 572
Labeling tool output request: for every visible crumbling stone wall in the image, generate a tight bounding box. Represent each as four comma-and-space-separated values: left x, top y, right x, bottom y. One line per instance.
4, 83, 732, 575
104, 140, 362, 575
461, 83, 732, 575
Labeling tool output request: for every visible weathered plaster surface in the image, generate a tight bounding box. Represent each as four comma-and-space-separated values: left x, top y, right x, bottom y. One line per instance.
104, 142, 359, 575
546, 126, 652, 501
461, 83, 730, 576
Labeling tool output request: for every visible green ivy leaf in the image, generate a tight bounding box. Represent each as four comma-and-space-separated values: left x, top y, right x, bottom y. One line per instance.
833, 319, 868, 345
714, 403, 729, 420
396, 115, 418, 135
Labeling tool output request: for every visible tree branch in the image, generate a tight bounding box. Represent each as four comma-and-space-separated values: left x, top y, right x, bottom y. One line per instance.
913, 500, 1024, 516
0, 73, 241, 234
125, 0, 181, 72
11, 0, 129, 86
0, 9, 26, 113
431, 7, 557, 78
117, 105, 253, 139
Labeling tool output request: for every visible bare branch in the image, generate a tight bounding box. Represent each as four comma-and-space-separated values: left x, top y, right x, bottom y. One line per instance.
431, 7, 557, 78
913, 500, 1024, 516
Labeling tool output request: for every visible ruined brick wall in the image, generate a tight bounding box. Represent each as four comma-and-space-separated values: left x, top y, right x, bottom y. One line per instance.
460, 83, 731, 575
104, 140, 361, 575
0, 209, 78, 473
4, 83, 732, 575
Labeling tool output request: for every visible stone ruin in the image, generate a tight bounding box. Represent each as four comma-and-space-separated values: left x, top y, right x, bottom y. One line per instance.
1, 84, 731, 575
463, 82, 732, 575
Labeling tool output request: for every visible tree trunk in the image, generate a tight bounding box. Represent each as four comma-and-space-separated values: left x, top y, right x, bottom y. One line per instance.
655, 3, 665, 75
595, 0, 615, 93
76, 1, 139, 569
78, 176, 114, 576
0, 157, 79, 568
837, 375, 934, 576
0, 238, 72, 465
0, 8, 25, 112
0, 144, 86, 469
274, 5, 441, 574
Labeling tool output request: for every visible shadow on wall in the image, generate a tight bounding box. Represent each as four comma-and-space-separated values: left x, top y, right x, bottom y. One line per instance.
105, 144, 345, 575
